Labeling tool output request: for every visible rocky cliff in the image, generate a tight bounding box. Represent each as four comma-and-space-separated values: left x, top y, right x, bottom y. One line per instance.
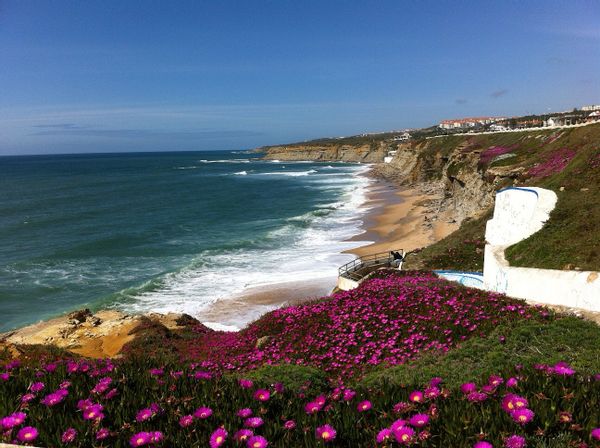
261, 142, 389, 163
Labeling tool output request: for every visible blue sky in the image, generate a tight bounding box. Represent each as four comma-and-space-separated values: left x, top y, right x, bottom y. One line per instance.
1, 1, 599, 155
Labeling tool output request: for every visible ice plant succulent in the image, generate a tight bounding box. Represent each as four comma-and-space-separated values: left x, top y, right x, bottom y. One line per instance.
210, 428, 228, 448
316, 424, 336, 442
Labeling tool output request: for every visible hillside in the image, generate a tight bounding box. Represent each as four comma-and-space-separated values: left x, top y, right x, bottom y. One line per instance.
3, 271, 600, 447
259, 123, 600, 272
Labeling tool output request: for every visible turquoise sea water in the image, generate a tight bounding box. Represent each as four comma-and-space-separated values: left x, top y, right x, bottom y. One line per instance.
0, 151, 371, 332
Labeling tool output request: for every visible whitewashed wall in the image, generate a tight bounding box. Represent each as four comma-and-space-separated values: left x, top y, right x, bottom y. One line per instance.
483, 187, 600, 311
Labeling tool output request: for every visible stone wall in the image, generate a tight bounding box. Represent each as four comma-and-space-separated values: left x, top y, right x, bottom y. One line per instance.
483, 187, 600, 311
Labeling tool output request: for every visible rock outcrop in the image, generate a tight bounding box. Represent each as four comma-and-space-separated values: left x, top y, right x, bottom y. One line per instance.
261, 142, 389, 163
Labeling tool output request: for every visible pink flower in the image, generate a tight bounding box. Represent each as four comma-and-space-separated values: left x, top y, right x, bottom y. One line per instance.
506, 377, 518, 388
460, 383, 477, 394
502, 395, 528, 412
17, 426, 39, 443
194, 406, 213, 419
511, 409, 534, 425
247, 435, 268, 448
591, 428, 600, 440
244, 417, 264, 428
0, 372, 9, 381
474, 442, 493, 448
394, 426, 415, 445
342, 389, 356, 401
96, 428, 110, 440
136, 408, 154, 422
30, 382, 44, 392
239, 378, 253, 388
316, 424, 336, 442
467, 392, 487, 403
234, 429, 253, 442
254, 389, 270, 401
408, 390, 423, 403
553, 362, 575, 376
376, 428, 392, 443
283, 420, 296, 430
409, 413, 429, 428
210, 428, 228, 448
61, 428, 77, 443
305, 401, 322, 414
21, 393, 35, 403
238, 408, 253, 418
357, 400, 372, 412
41, 391, 67, 406
83, 404, 104, 421
130, 432, 151, 447
179, 415, 194, 427
390, 419, 409, 432
504, 435, 526, 448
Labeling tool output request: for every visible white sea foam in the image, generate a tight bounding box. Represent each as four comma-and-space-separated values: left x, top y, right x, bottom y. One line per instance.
257, 169, 317, 177
234, 171, 248, 175
118, 164, 374, 329
199, 159, 251, 164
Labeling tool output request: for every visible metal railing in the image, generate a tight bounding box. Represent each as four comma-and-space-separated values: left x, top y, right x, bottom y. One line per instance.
338, 250, 404, 281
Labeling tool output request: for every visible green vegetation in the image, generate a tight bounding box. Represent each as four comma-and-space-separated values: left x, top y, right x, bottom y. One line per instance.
359, 315, 600, 389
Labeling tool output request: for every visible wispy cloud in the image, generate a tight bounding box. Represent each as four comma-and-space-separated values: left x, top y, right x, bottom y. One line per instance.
491, 89, 508, 99
29, 126, 263, 139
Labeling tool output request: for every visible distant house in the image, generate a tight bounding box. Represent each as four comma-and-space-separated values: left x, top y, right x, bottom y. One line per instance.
439, 117, 505, 130
391, 132, 411, 141
545, 115, 586, 127
588, 111, 600, 122
581, 105, 600, 112
489, 124, 509, 132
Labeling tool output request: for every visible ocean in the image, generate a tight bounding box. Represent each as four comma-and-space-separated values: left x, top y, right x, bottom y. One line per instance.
0, 151, 372, 332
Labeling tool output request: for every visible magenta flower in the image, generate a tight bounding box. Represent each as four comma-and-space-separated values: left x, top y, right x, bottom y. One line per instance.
194, 406, 213, 419
342, 389, 356, 401
511, 409, 534, 425
238, 408, 253, 418
553, 362, 575, 376
149, 368, 164, 376
30, 382, 44, 392
390, 419, 409, 432
244, 417, 264, 428
504, 435, 526, 448
394, 426, 415, 445
558, 411, 572, 423
305, 401, 322, 414
474, 442, 493, 448
316, 424, 336, 442
210, 428, 228, 448
376, 428, 392, 443
21, 393, 35, 403
460, 383, 477, 395
467, 392, 488, 403
591, 428, 600, 440
0, 372, 9, 381
83, 404, 104, 421
179, 415, 194, 428
254, 389, 270, 401
502, 395, 528, 412
61, 428, 77, 443
247, 435, 268, 448
506, 377, 518, 388
136, 408, 154, 422
357, 400, 372, 412
150, 432, 163, 444
41, 391, 67, 406
424, 386, 440, 399
239, 378, 253, 388
96, 428, 110, 440
2, 412, 27, 429
77, 399, 93, 410
234, 429, 253, 442
17, 426, 39, 443
283, 420, 296, 430
409, 413, 429, 428
130, 431, 151, 447
408, 390, 423, 403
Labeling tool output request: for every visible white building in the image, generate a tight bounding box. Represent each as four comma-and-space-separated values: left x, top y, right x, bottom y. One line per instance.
581, 105, 600, 111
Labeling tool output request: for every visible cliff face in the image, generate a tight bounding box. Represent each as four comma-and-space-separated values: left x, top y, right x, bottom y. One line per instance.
261, 142, 389, 163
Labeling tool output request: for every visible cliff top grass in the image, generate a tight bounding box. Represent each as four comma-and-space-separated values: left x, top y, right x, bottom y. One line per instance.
409, 123, 600, 272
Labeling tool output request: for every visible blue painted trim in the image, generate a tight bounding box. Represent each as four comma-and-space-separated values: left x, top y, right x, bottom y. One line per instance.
496, 187, 539, 197
434, 270, 483, 276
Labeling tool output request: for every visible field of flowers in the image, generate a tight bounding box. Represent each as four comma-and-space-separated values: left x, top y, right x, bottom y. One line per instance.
138, 272, 550, 380
2, 272, 600, 447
